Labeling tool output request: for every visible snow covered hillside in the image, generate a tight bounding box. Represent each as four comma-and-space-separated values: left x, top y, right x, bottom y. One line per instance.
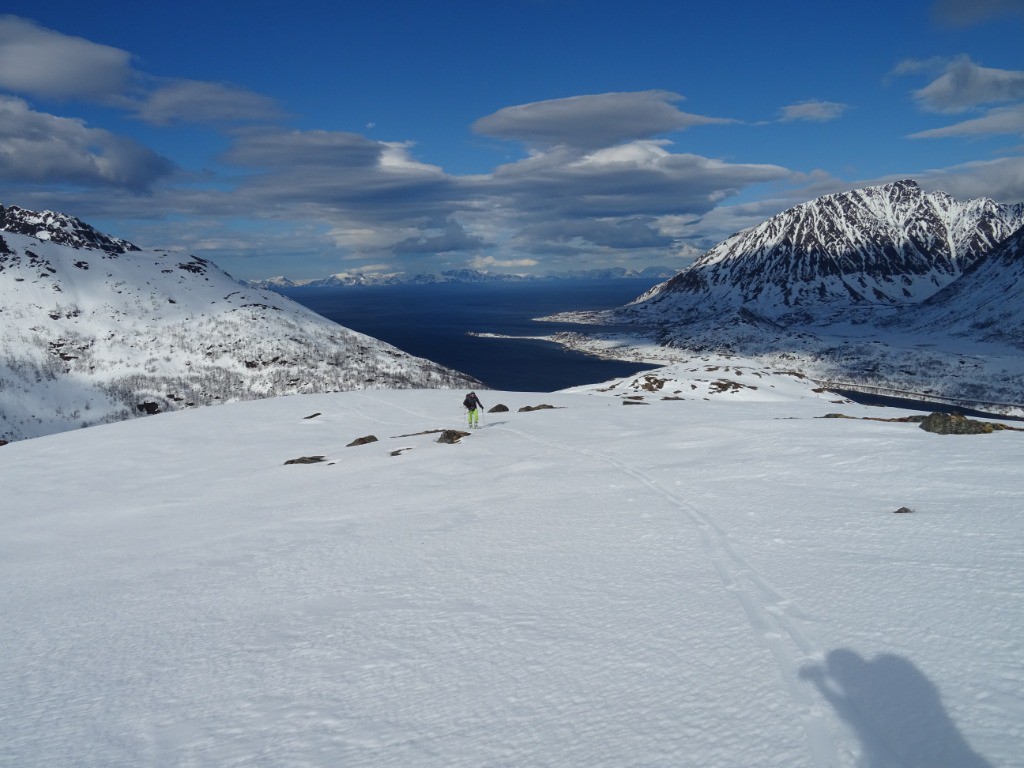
2, 384, 1022, 767
0, 206, 477, 442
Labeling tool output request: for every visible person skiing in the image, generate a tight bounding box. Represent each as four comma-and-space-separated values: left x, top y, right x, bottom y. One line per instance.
463, 391, 484, 429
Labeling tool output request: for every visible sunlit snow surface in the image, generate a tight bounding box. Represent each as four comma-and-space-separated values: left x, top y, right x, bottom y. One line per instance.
2, 384, 1022, 767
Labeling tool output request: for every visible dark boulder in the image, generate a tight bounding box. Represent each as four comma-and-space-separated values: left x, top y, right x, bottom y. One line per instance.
284, 455, 326, 465
919, 412, 994, 435
346, 435, 378, 447
437, 429, 470, 444
488, 404, 509, 413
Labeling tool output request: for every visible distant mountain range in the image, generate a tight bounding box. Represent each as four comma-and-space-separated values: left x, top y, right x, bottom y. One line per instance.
0, 205, 477, 442
248, 265, 676, 290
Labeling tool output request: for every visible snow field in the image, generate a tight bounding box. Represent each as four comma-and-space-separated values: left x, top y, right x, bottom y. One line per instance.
1, 388, 1022, 767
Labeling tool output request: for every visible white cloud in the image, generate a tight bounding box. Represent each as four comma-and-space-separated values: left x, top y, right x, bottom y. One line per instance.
0, 96, 174, 190
931, 0, 1024, 26
391, 220, 486, 256
0, 17, 282, 127
912, 55, 1024, 113
915, 155, 1024, 201
778, 100, 849, 122
379, 142, 445, 175
471, 254, 539, 270
131, 80, 283, 125
223, 129, 384, 170
0, 16, 132, 101
909, 104, 1024, 138
472, 90, 734, 150
198, 117, 794, 269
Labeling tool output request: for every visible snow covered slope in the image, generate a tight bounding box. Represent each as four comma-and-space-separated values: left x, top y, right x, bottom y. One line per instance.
0, 208, 477, 442
900, 223, 1024, 346
2, 387, 1021, 767
630, 180, 1024, 322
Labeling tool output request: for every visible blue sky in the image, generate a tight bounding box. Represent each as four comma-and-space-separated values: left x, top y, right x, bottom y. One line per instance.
1, 0, 1023, 279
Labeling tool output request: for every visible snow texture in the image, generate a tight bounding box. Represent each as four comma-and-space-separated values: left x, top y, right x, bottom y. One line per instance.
1, 383, 1022, 767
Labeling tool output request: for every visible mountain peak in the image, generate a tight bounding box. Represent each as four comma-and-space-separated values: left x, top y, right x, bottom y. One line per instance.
0, 204, 140, 255
636, 181, 1024, 321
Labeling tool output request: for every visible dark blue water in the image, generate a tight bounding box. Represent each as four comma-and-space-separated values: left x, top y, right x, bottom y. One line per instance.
282, 279, 661, 391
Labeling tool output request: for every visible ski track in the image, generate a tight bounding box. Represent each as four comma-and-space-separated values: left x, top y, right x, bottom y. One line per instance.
353, 391, 457, 426
494, 421, 845, 767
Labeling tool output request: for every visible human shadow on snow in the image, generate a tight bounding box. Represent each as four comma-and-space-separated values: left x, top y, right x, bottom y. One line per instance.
800, 649, 992, 768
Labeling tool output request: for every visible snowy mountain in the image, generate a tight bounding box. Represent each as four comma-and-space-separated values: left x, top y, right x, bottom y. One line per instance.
3, 384, 1022, 767
0, 207, 477, 443
0, 204, 140, 254
249, 271, 406, 289
630, 180, 1024, 322
539, 181, 1024, 414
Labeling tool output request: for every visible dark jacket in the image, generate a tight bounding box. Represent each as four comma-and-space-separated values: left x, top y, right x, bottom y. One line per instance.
463, 393, 484, 411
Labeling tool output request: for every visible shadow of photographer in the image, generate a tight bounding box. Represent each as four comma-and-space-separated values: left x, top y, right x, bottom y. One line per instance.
800, 649, 991, 768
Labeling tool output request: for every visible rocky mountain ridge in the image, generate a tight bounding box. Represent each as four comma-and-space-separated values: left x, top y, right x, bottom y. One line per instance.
0, 204, 140, 255
630, 180, 1024, 323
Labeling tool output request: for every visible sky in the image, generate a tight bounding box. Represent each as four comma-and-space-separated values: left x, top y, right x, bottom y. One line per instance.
1, 0, 1023, 280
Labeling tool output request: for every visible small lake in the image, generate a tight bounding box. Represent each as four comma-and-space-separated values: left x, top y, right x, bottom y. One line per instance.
281, 279, 662, 392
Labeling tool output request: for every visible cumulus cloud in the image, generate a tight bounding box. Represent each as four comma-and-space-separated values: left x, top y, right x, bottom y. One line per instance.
472, 90, 733, 150
931, 0, 1024, 26
912, 56, 1024, 113
0, 96, 174, 190
0, 16, 132, 101
778, 100, 848, 122
130, 79, 283, 125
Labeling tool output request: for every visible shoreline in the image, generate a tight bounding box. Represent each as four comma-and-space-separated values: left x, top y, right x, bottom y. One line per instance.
528, 326, 1024, 420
